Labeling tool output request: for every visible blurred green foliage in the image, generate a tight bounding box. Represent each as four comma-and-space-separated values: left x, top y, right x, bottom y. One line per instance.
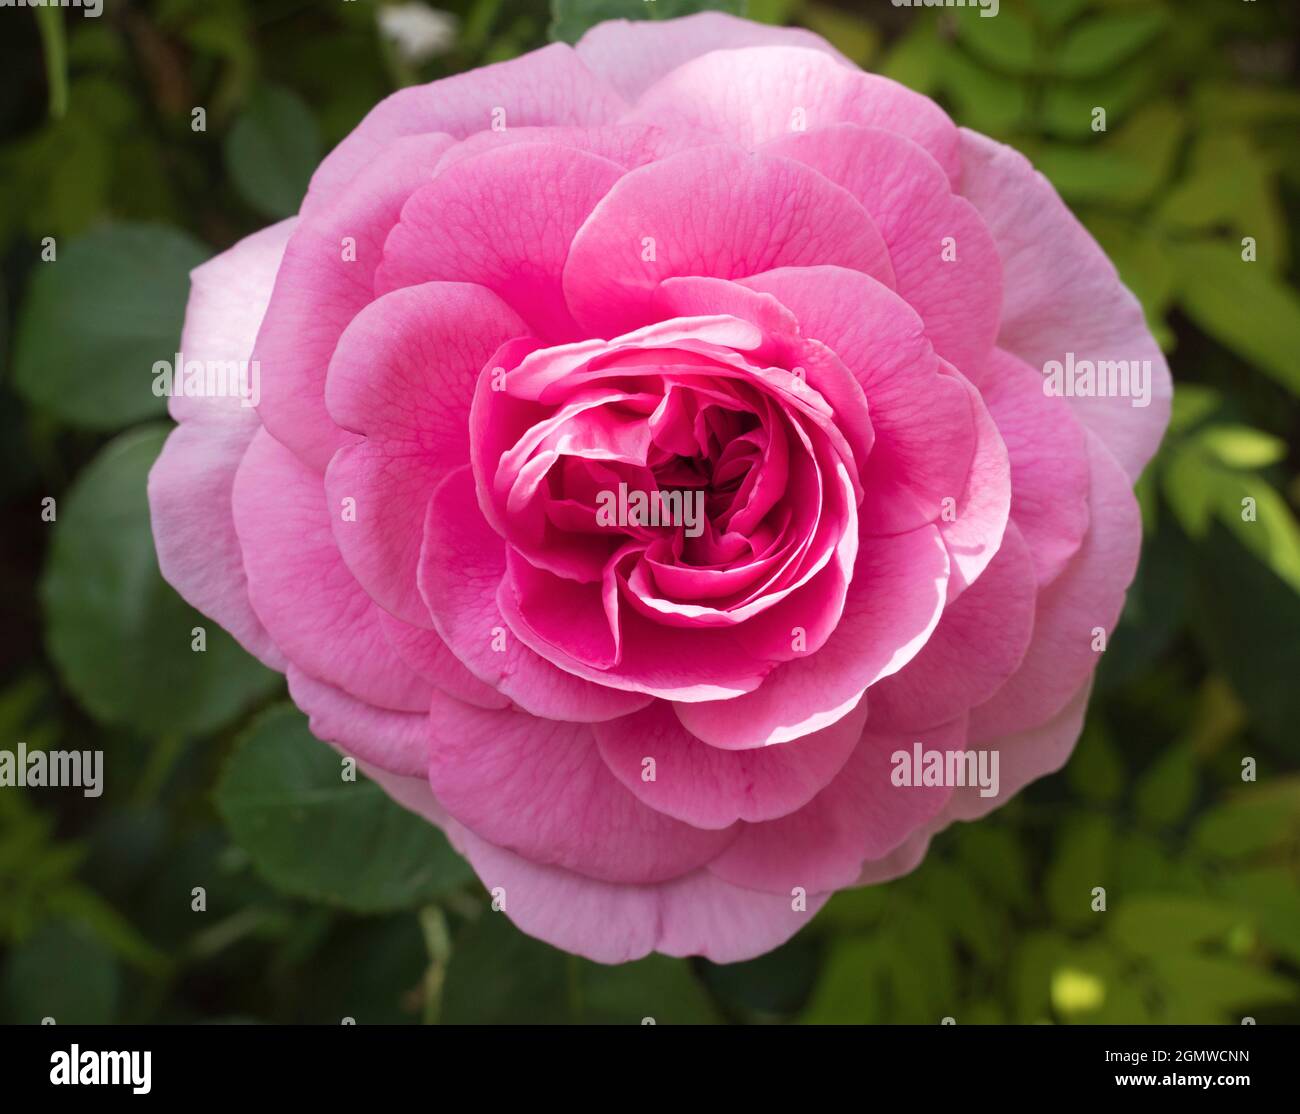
1, 0, 1297, 1024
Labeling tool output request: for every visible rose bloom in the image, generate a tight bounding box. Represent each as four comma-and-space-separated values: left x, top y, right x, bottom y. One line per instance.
150, 14, 1170, 963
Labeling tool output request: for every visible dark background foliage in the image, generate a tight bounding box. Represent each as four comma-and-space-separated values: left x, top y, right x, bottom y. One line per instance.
1, 0, 1298, 1024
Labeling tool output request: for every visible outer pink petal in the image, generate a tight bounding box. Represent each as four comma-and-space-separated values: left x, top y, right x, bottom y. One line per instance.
981, 347, 1090, 586
854, 825, 936, 886
968, 435, 1139, 742
375, 144, 625, 340
359, 761, 828, 964
232, 429, 432, 712
425, 692, 735, 885
165, 219, 292, 425
374, 608, 509, 711
563, 146, 894, 338
323, 282, 528, 627
762, 124, 1001, 378
575, 11, 852, 102
150, 422, 286, 673
935, 366, 1011, 599
629, 46, 960, 183
673, 525, 949, 748
148, 219, 295, 670
287, 666, 429, 778
938, 679, 1092, 823
706, 715, 967, 894
418, 466, 652, 721
593, 698, 868, 829
959, 128, 1171, 479
304, 43, 626, 214
432, 123, 718, 174
866, 522, 1036, 732
255, 133, 456, 470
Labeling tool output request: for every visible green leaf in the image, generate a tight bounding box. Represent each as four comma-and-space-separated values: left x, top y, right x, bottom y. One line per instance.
1192, 81, 1300, 127
1167, 383, 1221, 434
291, 916, 428, 1024
799, 937, 885, 1024
1050, 943, 1154, 1023
881, 901, 954, 1023
1133, 746, 1198, 828
698, 936, 819, 1016
1197, 424, 1287, 469
1111, 831, 1194, 895
1109, 897, 1245, 957
13, 223, 209, 429
441, 911, 719, 1023
1040, 65, 1154, 139
1045, 813, 1112, 928
548, 0, 746, 46
912, 861, 1003, 966
579, 954, 722, 1024
1158, 133, 1286, 270
803, 2, 877, 67
1191, 524, 1300, 758
1067, 722, 1125, 804
441, 909, 569, 1023
46, 885, 171, 977
816, 882, 889, 931
1168, 444, 1300, 595
953, 822, 1031, 912
1055, 9, 1167, 78
224, 86, 322, 219
1192, 780, 1300, 861
936, 48, 1029, 135
1012, 931, 1071, 1023
954, 6, 1038, 74
42, 426, 280, 735
1025, 0, 1087, 31
34, 4, 69, 119
1150, 953, 1295, 1023
216, 704, 473, 912
881, 20, 945, 96
1217, 866, 1300, 968
1029, 102, 1183, 205
1171, 239, 1300, 395
3, 921, 118, 1024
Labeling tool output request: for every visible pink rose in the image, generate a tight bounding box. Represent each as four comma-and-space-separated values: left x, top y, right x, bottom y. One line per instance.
150, 13, 1170, 963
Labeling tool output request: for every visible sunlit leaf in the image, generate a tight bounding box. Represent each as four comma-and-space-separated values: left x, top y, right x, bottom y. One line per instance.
954, 6, 1037, 74
1172, 239, 1300, 395
1054, 9, 1167, 78
1192, 524, 1300, 757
